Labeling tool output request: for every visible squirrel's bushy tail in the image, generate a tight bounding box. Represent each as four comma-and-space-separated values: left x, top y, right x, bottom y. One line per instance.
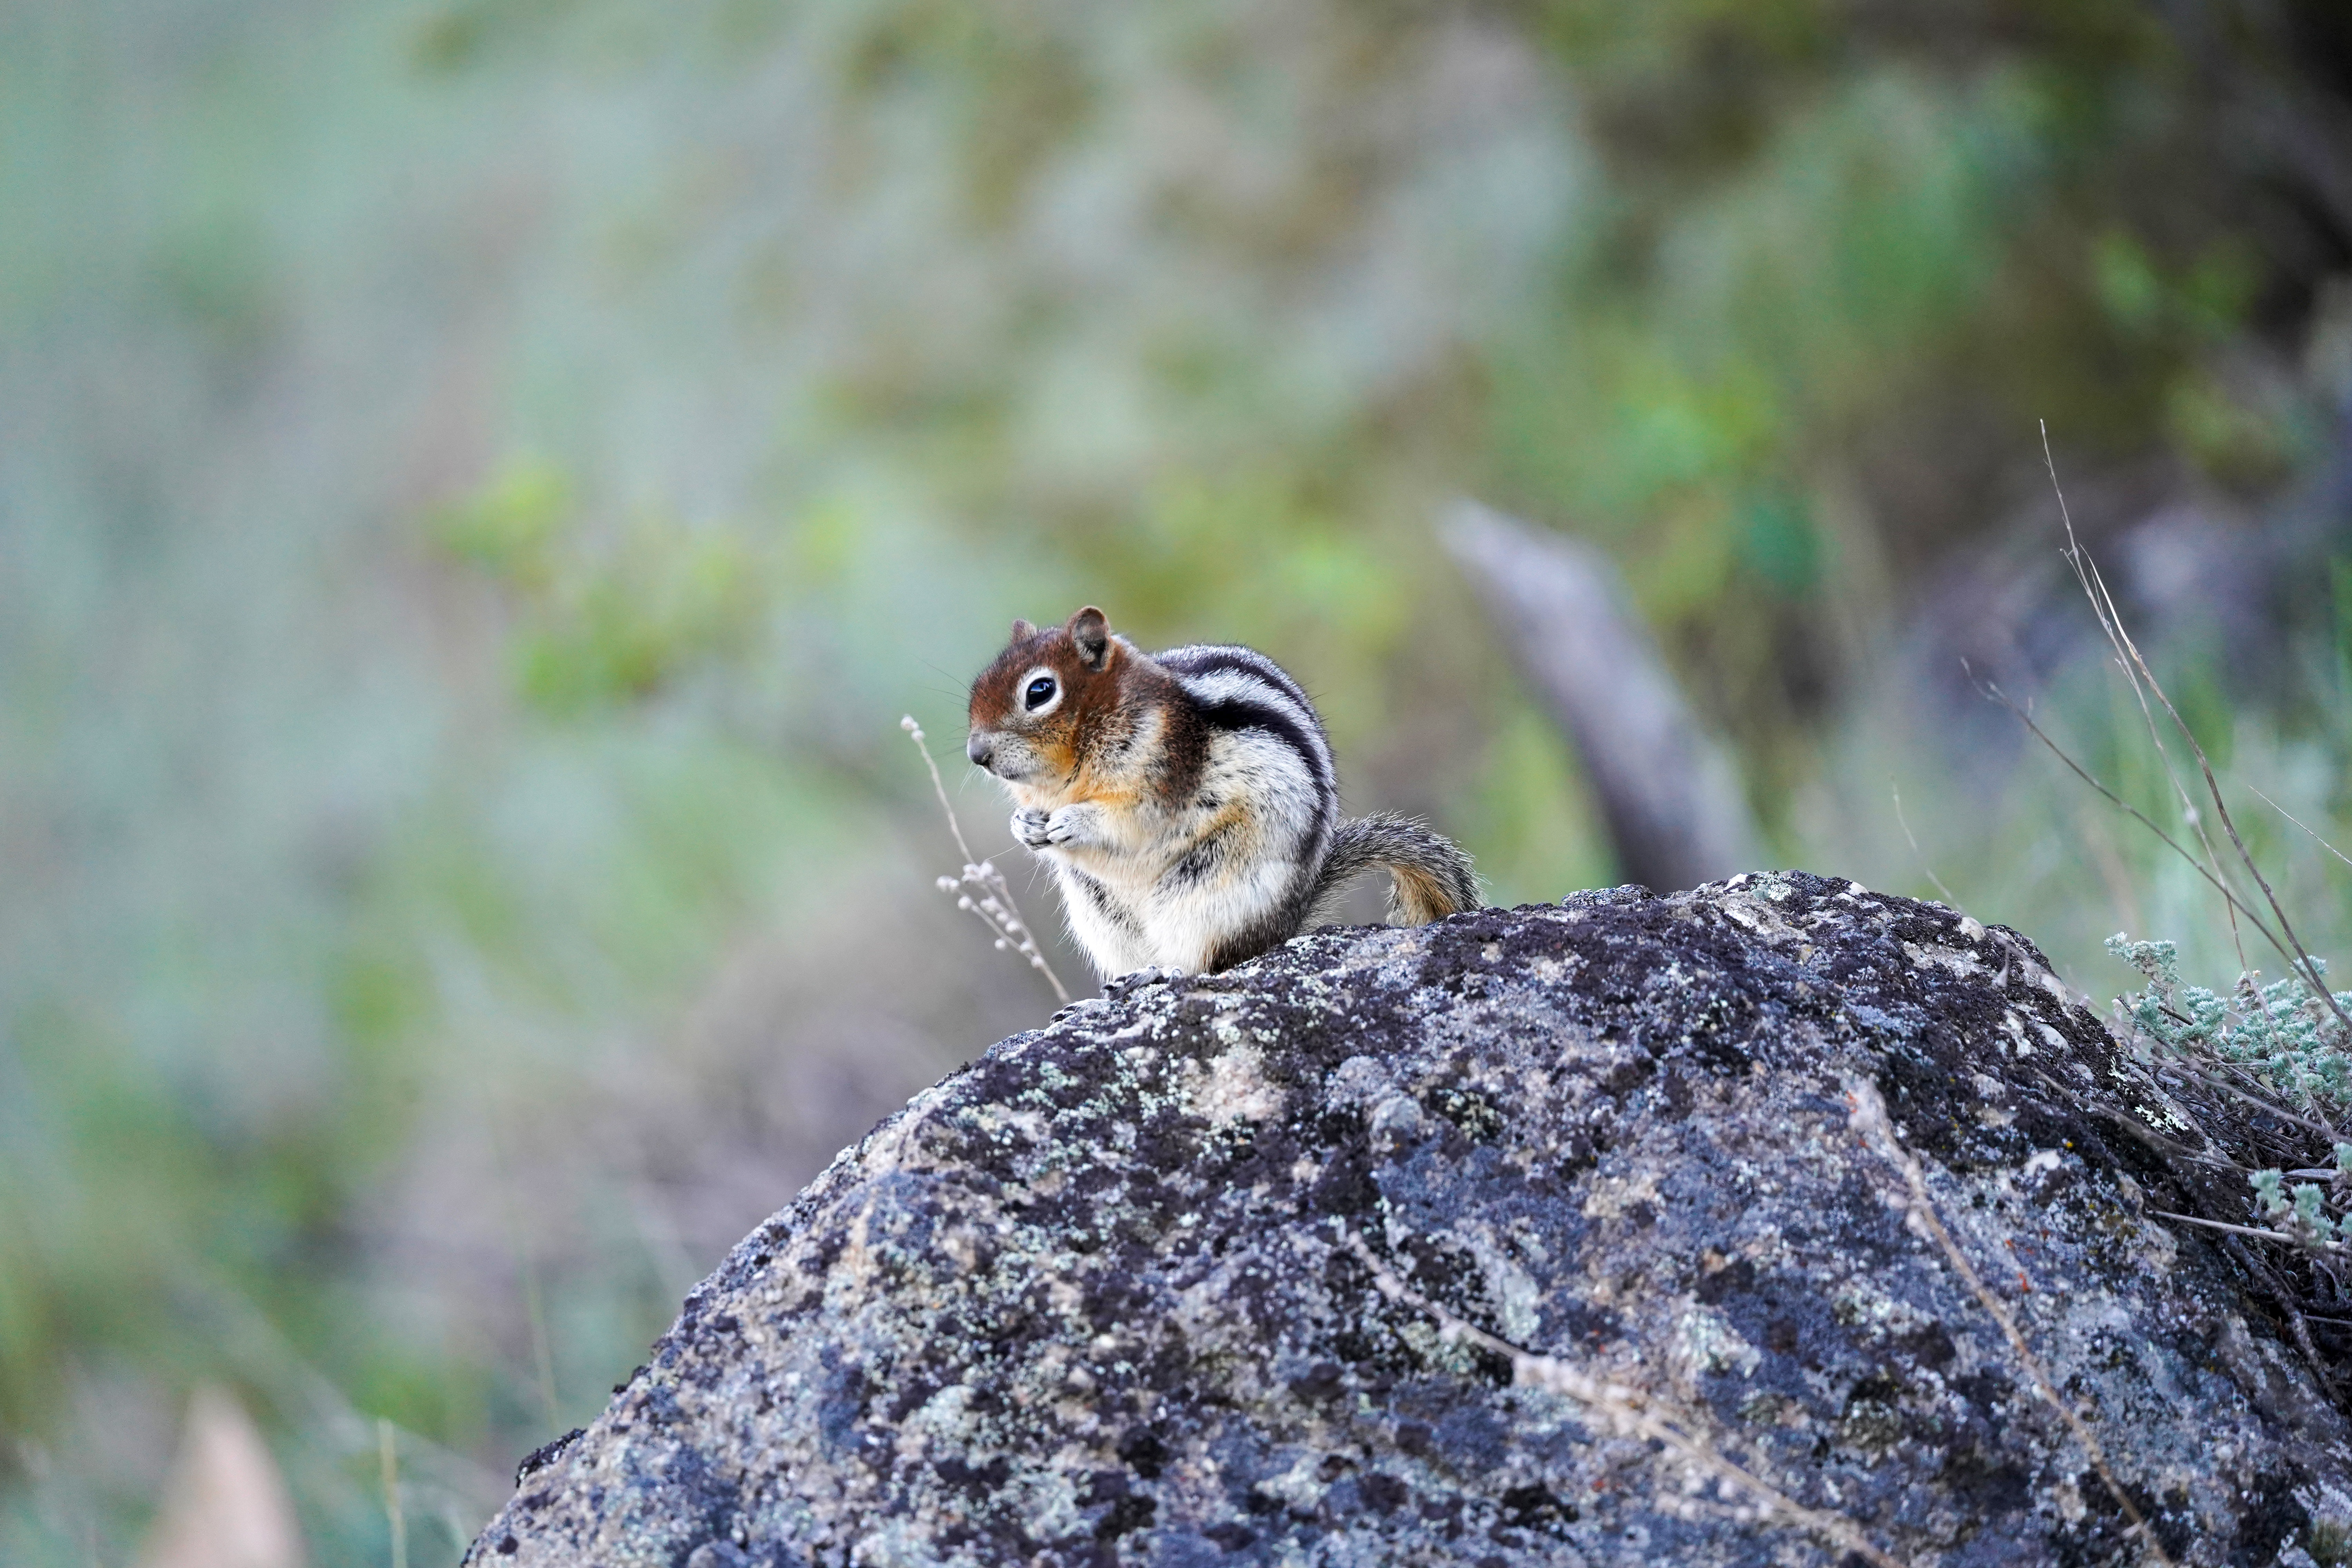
1314, 813, 1480, 926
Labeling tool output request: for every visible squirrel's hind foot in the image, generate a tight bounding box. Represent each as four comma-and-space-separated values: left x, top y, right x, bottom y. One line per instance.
1103, 964, 1183, 1000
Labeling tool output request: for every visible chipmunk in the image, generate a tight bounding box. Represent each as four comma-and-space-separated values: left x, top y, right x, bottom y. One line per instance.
964, 606, 1480, 980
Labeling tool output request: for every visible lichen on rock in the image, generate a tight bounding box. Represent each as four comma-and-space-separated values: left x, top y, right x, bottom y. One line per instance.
466, 872, 2352, 1566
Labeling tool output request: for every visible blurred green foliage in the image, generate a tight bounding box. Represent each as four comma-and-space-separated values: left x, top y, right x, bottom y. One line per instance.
434, 459, 771, 713
2, 0, 2348, 1560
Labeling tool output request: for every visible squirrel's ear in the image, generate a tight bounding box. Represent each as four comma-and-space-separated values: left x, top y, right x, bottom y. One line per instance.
1068, 606, 1111, 670
1010, 618, 1037, 642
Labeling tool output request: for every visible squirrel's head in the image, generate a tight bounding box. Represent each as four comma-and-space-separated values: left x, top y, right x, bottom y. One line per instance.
965, 606, 1121, 786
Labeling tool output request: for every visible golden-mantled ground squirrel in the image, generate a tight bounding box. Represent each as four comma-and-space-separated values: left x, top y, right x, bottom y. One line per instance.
964, 606, 1480, 979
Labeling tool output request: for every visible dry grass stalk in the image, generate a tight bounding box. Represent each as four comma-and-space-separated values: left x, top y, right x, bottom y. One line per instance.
901, 716, 1071, 1006
2245, 782, 2352, 874
2039, 420, 2352, 1042
1979, 683, 2292, 964
1847, 1080, 2175, 1567
1341, 1230, 1909, 1568
1889, 779, 1962, 908
2145, 1208, 2301, 1244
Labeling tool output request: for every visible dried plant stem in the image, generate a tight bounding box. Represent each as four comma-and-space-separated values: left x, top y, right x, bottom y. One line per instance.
1848, 1080, 2175, 1567
2053, 1089, 2232, 1170
2041, 422, 2351, 1041
2042, 426, 2248, 967
1983, 681, 2287, 953
2172, 1067, 2348, 1142
902, 715, 983, 868
1980, 667, 2352, 1150
1889, 779, 1961, 907
2146, 1209, 2298, 1243
1341, 1230, 1909, 1568
2220, 1232, 2343, 1401
902, 717, 1071, 1005
2247, 782, 2352, 874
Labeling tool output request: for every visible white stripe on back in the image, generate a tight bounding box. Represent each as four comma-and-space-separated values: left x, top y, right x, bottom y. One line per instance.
1156, 648, 1333, 792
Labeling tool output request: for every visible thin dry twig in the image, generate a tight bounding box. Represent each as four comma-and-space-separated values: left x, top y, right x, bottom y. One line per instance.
2168, 1066, 2350, 1143
2147, 1209, 2300, 1244
1848, 1080, 2176, 1567
2041, 424, 2251, 969
902, 716, 1071, 1005
1341, 1230, 1909, 1568
2010, 434, 2351, 1406
1994, 686, 2351, 1141
2017, 628, 2352, 1211
2049, 1085, 2234, 1169
1979, 678, 2287, 956
1889, 779, 1961, 908
2220, 1233, 2344, 1401
2247, 782, 2352, 875
2041, 422, 2352, 1041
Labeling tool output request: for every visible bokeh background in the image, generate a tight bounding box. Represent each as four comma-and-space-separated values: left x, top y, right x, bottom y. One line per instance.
6, 0, 2352, 1560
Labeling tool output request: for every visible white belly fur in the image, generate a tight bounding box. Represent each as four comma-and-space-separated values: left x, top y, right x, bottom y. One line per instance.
1027, 729, 1322, 977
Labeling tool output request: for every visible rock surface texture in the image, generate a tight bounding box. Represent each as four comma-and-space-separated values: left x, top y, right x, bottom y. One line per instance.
468, 873, 2352, 1567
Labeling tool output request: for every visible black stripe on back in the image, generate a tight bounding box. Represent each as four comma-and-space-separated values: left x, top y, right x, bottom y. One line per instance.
1193, 693, 1333, 802
1156, 644, 1321, 729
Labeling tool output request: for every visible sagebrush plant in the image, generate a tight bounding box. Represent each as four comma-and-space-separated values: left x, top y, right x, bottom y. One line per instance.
2107, 937, 2352, 1110
2107, 935, 2352, 1254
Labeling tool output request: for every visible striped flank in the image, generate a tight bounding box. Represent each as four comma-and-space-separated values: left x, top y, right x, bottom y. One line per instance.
1154, 644, 1336, 799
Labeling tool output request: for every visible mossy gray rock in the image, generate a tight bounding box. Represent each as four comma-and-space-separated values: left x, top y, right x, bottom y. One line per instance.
465, 873, 2352, 1566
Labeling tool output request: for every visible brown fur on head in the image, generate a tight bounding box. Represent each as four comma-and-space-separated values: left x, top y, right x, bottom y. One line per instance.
965, 606, 1129, 792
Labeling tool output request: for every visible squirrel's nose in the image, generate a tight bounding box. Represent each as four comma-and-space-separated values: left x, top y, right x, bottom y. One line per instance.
965, 733, 995, 769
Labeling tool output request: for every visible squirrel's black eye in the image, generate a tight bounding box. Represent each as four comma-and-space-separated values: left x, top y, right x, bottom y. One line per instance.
1024, 676, 1057, 710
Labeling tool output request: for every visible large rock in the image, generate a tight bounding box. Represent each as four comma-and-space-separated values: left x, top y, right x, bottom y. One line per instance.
466, 873, 2352, 1566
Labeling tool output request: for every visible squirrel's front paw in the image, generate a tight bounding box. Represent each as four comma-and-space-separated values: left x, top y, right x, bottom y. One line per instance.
1044, 804, 1102, 847
1010, 808, 1053, 849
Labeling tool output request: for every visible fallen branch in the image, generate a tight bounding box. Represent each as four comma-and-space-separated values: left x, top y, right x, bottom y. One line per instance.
1443, 500, 1759, 892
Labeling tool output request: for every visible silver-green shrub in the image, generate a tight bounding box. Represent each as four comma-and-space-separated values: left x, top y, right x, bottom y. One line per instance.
2109, 934, 2352, 1252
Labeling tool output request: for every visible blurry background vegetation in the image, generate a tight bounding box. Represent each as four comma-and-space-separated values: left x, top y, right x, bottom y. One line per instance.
4, 0, 2350, 1559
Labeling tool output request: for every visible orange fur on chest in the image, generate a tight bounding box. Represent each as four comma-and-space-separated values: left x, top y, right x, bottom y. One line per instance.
1027, 733, 1080, 780
1062, 764, 1150, 813
1033, 697, 1172, 808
